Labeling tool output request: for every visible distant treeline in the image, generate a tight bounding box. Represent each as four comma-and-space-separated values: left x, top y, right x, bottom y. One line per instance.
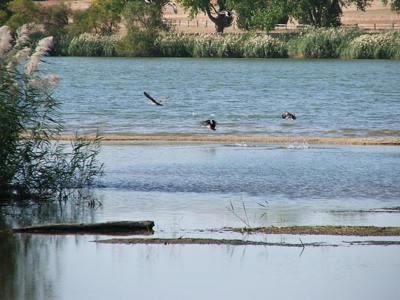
53, 28, 400, 59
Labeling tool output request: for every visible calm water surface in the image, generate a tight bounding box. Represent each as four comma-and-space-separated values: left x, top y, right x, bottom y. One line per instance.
48, 57, 400, 138
1, 58, 400, 299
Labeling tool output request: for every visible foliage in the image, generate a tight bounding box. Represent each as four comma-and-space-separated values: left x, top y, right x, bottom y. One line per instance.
6, 0, 41, 32
176, 0, 234, 33
227, 0, 288, 31
116, 0, 169, 57
89, 0, 126, 34
0, 25, 104, 204
40, 1, 72, 38
382, 0, 400, 14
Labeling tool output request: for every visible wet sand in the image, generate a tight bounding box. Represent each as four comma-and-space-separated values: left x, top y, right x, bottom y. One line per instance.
56, 134, 400, 145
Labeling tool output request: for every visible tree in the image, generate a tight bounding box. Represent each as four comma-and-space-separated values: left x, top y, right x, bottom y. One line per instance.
382, 0, 400, 14
6, 0, 41, 32
89, 0, 126, 34
40, 0, 72, 38
227, 0, 288, 31
116, 0, 170, 56
229, 0, 376, 30
288, 0, 370, 28
0, 0, 12, 25
0, 25, 104, 203
176, 0, 234, 33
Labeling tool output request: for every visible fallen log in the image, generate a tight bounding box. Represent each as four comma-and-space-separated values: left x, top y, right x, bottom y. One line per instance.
10, 221, 154, 235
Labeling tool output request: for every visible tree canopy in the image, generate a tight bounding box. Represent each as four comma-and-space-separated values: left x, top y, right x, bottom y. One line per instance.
176, 0, 234, 32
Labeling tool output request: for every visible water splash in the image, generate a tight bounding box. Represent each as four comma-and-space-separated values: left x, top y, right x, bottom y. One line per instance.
285, 142, 309, 149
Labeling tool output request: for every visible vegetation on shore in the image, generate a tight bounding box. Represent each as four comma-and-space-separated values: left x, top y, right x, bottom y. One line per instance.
0, 25, 104, 205
58, 28, 400, 59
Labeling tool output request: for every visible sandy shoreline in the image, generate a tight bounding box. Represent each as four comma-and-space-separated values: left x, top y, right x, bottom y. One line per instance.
54, 134, 400, 145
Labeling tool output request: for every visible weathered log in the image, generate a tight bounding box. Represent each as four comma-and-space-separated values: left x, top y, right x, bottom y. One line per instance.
11, 221, 154, 235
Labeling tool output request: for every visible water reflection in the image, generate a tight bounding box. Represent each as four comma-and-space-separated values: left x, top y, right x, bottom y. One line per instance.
1, 141, 399, 299
1, 231, 400, 300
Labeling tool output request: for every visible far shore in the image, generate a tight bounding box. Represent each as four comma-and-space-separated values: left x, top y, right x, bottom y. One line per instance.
54, 134, 400, 146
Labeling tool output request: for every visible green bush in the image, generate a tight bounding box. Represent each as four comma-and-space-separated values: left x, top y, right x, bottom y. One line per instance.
0, 25, 104, 204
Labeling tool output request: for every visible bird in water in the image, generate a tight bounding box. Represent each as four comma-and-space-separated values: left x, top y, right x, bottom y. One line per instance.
144, 91, 170, 106
282, 111, 296, 121
201, 119, 217, 131
164, 2, 178, 14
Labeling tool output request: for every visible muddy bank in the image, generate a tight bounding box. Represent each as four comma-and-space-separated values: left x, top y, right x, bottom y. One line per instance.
55, 134, 400, 146
234, 225, 400, 236
96, 225, 400, 247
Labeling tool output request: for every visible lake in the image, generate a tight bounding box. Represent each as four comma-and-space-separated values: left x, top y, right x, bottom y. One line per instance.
1, 58, 399, 299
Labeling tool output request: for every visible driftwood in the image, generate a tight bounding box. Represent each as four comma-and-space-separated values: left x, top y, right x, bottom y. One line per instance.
11, 221, 154, 235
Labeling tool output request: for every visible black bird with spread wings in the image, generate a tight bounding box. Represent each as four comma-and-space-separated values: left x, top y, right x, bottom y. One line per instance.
201, 119, 217, 131
282, 111, 296, 121
144, 92, 170, 106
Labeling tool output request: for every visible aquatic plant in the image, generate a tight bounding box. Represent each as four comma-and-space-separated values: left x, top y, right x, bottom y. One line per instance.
0, 25, 104, 204
287, 27, 362, 58
155, 33, 287, 58
341, 31, 400, 59
242, 34, 287, 58
68, 33, 121, 57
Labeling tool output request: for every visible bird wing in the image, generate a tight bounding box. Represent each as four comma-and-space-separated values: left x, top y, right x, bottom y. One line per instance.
144, 92, 159, 104
201, 120, 210, 126
172, 3, 178, 13
158, 96, 170, 103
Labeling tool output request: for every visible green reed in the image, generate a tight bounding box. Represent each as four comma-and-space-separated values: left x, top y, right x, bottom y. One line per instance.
287, 27, 362, 59
155, 33, 287, 58
341, 30, 400, 59
68, 33, 122, 57
56, 29, 400, 59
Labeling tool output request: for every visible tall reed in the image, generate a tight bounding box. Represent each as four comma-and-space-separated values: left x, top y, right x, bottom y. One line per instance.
68, 33, 121, 57
155, 33, 287, 58
287, 27, 362, 58
341, 30, 400, 59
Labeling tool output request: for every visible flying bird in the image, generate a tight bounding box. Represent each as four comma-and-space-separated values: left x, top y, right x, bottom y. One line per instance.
164, 2, 178, 14
282, 111, 296, 121
201, 119, 217, 131
144, 92, 170, 106
144, 0, 152, 4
